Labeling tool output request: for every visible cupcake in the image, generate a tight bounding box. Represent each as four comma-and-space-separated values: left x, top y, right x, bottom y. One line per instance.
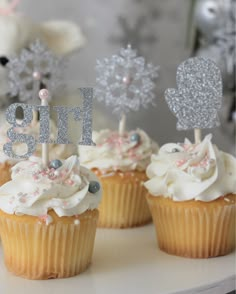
0, 155, 101, 279
0, 119, 77, 186
144, 134, 236, 258
79, 128, 158, 228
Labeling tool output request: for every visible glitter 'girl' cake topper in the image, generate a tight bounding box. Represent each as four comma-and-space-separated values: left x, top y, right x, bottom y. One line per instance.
3, 88, 95, 162
7, 39, 64, 104
95, 44, 159, 135
164, 57, 223, 143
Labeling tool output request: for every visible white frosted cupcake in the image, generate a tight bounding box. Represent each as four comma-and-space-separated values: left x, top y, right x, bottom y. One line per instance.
79, 128, 158, 228
0, 155, 101, 279
144, 134, 236, 258
0, 120, 77, 185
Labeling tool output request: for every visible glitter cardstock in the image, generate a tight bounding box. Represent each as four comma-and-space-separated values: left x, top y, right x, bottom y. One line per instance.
165, 57, 223, 130
3, 88, 95, 159
7, 39, 64, 103
95, 44, 159, 116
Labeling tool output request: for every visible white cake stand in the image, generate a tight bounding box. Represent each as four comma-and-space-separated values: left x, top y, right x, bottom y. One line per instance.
0, 224, 235, 294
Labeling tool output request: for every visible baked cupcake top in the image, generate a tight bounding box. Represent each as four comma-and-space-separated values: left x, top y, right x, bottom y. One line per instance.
0, 120, 77, 164
144, 134, 236, 202
0, 155, 101, 219
79, 129, 158, 173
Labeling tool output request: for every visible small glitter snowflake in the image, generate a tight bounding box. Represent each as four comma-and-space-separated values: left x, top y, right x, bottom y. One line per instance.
109, 15, 158, 53
95, 45, 159, 116
165, 57, 223, 130
7, 39, 64, 103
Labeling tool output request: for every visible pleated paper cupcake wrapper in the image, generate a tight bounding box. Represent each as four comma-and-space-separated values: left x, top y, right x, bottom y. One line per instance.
146, 195, 236, 258
0, 162, 12, 186
98, 180, 152, 228
0, 210, 98, 279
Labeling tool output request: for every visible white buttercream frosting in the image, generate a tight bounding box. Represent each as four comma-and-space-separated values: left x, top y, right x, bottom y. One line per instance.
78, 129, 158, 173
0, 120, 77, 164
144, 134, 236, 201
0, 155, 101, 217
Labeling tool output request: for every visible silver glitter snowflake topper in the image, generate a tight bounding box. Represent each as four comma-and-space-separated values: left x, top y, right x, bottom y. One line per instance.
95, 45, 159, 115
165, 57, 223, 130
7, 39, 64, 104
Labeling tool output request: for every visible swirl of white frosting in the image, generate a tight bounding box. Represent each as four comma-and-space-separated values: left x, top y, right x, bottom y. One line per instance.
0, 155, 101, 217
144, 134, 236, 201
0, 120, 77, 164
79, 129, 158, 173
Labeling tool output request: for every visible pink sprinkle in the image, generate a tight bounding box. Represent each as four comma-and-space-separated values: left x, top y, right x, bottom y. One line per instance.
39, 215, 48, 222
128, 148, 140, 160
117, 137, 123, 144
33, 188, 40, 196
66, 179, 74, 186
60, 172, 66, 177
63, 201, 68, 207
176, 159, 186, 167
19, 197, 27, 203
182, 144, 190, 151
9, 196, 15, 205
33, 174, 39, 180
199, 155, 209, 167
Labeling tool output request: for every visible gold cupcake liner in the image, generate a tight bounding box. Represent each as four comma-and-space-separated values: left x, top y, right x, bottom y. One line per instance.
0, 162, 12, 186
96, 170, 152, 228
146, 194, 236, 258
0, 209, 98, 279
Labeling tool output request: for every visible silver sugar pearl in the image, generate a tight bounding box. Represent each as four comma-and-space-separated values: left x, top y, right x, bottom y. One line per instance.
49, 159, 63, 169
122, 75, 132, 85
130, 133, 141, 144
32, 71, 42, 80
88, 181, 100, 194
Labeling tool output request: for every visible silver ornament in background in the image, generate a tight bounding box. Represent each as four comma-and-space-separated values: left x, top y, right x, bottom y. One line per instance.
7, 39, 64, 104
95, 44, 160, 116
194, 0, 235, 86
194, 0, 228, 42
165, 57, 223, 130
193, 0, 236, 143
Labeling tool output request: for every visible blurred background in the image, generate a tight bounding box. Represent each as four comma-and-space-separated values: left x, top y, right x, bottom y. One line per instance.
3, 0, 236, 154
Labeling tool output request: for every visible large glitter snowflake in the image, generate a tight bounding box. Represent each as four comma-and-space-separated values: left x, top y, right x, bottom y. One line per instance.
95, 45, 159, 115
7, 40, 64, 103
165, 57, 223, 130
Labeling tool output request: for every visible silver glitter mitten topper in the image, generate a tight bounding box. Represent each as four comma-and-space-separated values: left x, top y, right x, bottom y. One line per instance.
165, 57, 223, 130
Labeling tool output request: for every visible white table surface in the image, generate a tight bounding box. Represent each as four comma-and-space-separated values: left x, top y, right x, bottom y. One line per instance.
0, 224, 235, 294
